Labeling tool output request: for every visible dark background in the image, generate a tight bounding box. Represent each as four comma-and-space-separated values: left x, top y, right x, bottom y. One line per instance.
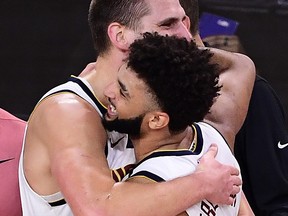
0, 0, 95, 120
0, 0, 287, 122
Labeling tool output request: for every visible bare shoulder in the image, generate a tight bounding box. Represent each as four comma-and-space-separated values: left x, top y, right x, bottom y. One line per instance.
27, 93, 106, 151
24, 92, 107, 195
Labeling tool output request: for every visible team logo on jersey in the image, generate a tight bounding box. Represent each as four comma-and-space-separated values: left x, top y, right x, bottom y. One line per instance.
110, 136, 125, 148
278, 141, 288, 149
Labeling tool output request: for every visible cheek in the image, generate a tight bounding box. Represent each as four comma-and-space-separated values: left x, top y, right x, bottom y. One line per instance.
120, 101, 145, 119
125, 31, 141, 47
116, 100, 135, 118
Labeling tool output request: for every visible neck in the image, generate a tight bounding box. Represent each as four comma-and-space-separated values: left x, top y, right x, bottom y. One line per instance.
131, 127, 194, 162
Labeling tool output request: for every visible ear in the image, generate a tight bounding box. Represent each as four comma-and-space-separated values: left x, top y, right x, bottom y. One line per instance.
107, 22, 130, 51
148, 112, 169, 130
184, 15, 191, 32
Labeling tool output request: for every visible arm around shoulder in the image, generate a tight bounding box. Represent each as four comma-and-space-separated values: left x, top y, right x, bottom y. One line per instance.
25, 94, 242, 216
205, 49, 256, 146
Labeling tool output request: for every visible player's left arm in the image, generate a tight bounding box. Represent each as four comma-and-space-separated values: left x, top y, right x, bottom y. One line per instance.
204, 49, 256, 146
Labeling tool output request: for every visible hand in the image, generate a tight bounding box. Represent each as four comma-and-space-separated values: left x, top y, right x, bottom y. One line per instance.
196, 144, 242, 205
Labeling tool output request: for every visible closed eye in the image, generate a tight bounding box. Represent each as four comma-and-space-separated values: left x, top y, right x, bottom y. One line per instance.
120, 88, 126, 97
159, 18, 178, 28
118, 80, 130, 99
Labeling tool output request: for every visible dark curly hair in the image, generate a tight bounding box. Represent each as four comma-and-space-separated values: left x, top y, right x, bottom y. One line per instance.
88, 0, 150, 55
127, 32, 221, 132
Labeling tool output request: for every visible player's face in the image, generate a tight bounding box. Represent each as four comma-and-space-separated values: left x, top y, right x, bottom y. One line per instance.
103, 64, 155, 136
125, 0, 192, 44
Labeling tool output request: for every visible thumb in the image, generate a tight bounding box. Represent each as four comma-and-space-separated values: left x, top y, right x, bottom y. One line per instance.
198, 143, 218, 165
203, 143, 218, 159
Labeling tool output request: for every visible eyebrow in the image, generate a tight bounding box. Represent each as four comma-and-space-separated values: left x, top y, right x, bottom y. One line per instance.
118, 79, 130, 98
158, 17, 179, 26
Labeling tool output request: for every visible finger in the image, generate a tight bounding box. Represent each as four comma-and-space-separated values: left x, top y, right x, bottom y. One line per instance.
232, 176, 243, 187
198, 144, 218, 165
227, 196, 235, 205
230, 166, 240, 176
204, 143, 218, 159
231, 175, 242, 186
225, 186, 240, 205
230, 185, 241, 196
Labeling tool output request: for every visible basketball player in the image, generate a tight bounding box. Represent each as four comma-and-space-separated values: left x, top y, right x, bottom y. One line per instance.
103, 32, 254, 215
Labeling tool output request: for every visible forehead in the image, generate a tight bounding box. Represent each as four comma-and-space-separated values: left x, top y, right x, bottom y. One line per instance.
142, 0, 185, 24
118, 64, 147, 97
118, 63, 159, 112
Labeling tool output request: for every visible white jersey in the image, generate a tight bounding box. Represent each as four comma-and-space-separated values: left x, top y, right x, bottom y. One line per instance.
19, 76, 135, 216
126, 122, 241, 216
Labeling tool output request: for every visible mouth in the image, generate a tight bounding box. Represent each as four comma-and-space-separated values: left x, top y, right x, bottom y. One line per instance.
106, 100, 118, 120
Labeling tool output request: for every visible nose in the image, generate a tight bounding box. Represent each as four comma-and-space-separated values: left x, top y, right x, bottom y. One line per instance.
177, 21, 193, 41
104, 82, 117, 100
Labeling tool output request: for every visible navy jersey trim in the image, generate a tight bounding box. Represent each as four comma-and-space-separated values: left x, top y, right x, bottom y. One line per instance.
48, 89, 79, 97
68, 76, 107, 115
198, 122, 231, 151
132, 124, 204, 170
48, 199, 66, 207
130, 171, 165, 182
135, 150, 197, 170
192, 123, 204, 154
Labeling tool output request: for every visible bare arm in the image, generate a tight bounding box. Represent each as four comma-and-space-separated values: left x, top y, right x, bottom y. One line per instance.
238, 192, 255, 216
204, 49, 256, 147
